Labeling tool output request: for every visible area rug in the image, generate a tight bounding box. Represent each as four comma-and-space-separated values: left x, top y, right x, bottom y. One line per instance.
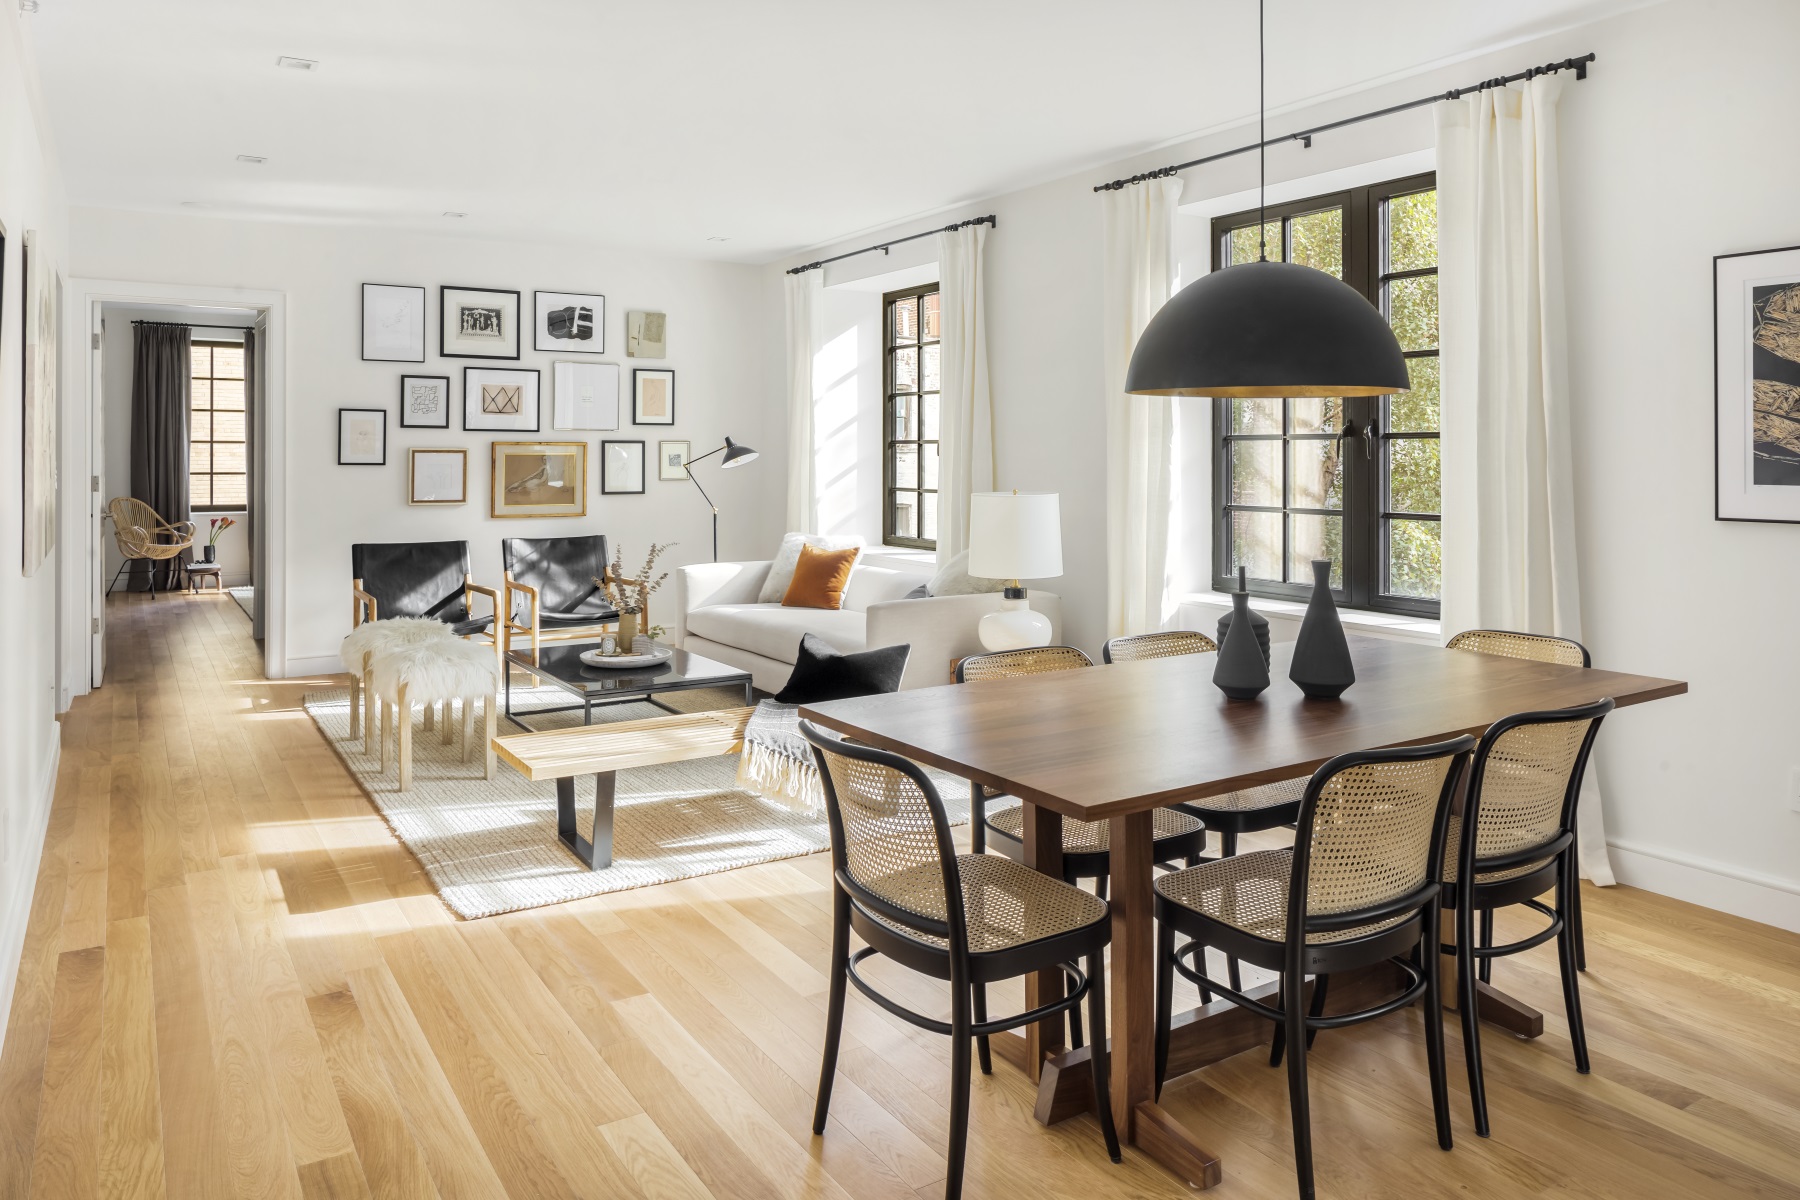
303, 683, 973, 919
228, 585, 254, 620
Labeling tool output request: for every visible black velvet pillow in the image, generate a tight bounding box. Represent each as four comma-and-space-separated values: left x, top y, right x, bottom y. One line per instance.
774, 634, 910, 705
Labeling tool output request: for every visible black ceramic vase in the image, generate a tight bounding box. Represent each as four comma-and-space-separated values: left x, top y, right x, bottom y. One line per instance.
1289, 559, 1355, 700
1215, 567, 1271, 668
1214, 587, 1271, 701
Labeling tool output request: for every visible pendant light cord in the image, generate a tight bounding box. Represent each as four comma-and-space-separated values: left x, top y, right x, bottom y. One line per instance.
1258, 0, 1267, 262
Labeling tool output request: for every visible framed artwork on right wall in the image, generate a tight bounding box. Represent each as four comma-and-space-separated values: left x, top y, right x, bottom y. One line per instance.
1716, 244, 1800, 521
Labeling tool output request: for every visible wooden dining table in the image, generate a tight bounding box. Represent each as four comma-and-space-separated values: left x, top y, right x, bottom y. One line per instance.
801, 633, 1686, 1190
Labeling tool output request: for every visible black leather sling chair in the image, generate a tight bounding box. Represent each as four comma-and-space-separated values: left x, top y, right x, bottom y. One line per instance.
351, 538, 503, 661
500, 535, 628, 663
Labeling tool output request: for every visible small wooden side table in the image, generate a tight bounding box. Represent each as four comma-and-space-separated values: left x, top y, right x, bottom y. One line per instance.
186, 562, 224, 594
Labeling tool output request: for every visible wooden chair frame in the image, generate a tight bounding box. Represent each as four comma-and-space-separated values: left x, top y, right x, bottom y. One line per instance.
500, 566, 645, 663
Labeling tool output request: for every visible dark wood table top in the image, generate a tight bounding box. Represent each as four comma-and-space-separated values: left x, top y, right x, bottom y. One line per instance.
801, 634, 1687, 821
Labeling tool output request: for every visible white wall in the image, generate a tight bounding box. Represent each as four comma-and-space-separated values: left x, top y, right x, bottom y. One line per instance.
100, 305, 255, 587
770, 0, 1800, 928
71, 209, 783, 673
0, 10, 70, 1046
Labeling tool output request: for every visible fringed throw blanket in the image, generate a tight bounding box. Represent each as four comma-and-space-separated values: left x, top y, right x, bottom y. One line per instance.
735, 701, 824, 814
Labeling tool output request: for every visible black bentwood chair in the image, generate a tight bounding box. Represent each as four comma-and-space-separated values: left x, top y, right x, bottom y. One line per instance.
800, 721, 1120, 1200
1443, 697, 1612, 1137
1153, 737, 1473, 1200
500, 535, 624, 661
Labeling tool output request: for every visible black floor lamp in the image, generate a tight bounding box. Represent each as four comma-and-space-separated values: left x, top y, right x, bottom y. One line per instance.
683, 437, 759, 561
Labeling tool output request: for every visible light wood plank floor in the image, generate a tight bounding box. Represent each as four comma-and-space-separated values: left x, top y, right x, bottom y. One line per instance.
2, 592, 1797, 1199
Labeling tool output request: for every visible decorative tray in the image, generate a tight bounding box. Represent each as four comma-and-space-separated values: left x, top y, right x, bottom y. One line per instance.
579, 643, 673, 669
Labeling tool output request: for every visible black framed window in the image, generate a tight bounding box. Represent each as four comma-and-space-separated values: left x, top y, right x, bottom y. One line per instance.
1210, 172, 1439, 616
189, 340, 247, 511
883, 283, 940, 549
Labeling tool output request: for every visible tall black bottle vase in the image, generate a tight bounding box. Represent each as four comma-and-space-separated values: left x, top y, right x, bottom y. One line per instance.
1213, 583, 1271, 701
1289, 558, 1355, 699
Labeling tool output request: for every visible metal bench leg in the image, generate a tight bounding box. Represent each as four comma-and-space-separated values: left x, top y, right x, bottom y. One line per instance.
556, 770, 618, 870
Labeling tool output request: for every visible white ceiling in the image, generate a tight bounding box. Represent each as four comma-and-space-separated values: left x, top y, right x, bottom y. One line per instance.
26, 0, 1649, 263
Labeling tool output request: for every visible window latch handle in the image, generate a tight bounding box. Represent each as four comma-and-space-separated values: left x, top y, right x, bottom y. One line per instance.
1362, 416, 1379, 460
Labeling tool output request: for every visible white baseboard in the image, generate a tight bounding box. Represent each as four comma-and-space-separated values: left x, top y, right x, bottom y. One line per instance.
1608, 839, 1800, 933
0, 728, 63, 1046
285, 654, 347, 679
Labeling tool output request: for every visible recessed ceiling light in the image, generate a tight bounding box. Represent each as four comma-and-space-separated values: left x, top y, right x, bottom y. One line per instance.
236, 154, 267, 164
180, 201, 211, 209
19, 1, 40, 13
706, 236, 732, 242
275, 56, 317, 70
443, 211, 467, 218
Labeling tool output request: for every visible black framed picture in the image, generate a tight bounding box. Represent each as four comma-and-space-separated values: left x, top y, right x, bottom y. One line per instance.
440, 285, 521, 359
399, 374, 451, 428
361, 283, 426, 361
632, 368, 675, 425
463, 367, 541, 432
601, 439, 646, 494
534, 290, 604, 354
338, 408, 387, 465
1717, 244, 1800, 522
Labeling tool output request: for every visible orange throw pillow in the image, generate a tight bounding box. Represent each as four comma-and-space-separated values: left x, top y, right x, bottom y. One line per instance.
782, 543, 858, 610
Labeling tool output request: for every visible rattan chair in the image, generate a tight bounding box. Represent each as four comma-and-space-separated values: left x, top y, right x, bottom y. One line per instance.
956, 646, 1208, 898
800, 721, 1119, 1200
1153, 737, 1472, 1200
105, 497, 195, 597
1447, 628, 1593, 973
1443, 698, 1612, 1138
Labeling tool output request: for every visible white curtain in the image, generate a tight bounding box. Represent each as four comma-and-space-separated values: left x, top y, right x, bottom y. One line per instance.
935, 223, 995, 564
1437, 76, 1612, 885
784, 269, 822, 535
1102, 177, 1184, 637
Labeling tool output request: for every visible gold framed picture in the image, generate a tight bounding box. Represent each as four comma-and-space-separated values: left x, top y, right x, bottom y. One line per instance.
408, 448, 467, 505
491, 440, 587, 519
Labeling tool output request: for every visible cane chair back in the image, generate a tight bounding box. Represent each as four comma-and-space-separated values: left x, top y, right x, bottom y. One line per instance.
106, 497, 194, 561
1454, 700, 1612, 882
1103, 630, 1217, 663
956, 644, 1092, 683
1447, 629, 1589, 668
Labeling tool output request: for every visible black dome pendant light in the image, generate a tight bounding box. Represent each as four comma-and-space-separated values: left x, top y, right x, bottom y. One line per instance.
1123, 0, 1410, 398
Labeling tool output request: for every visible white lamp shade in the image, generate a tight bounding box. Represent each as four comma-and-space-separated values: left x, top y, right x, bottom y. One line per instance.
967, 492, 1063, 581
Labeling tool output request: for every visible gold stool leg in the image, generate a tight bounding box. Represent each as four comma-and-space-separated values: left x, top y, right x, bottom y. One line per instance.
461, 697, 474, 763
379, 698, 391, 774
397, 682, 413, 793
482, 694, 496, 780
441, 699, 454, 744
422, 700, 435, 734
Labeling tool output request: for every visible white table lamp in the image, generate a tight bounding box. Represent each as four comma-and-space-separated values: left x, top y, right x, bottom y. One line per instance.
967, 491, 1063, 651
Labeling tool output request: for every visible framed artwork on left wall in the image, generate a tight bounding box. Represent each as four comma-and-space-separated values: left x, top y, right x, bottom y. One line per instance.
338, 408, 388, 465
362, 283, 426, 361
441, 285, 521, 359
400, 374, 451, 428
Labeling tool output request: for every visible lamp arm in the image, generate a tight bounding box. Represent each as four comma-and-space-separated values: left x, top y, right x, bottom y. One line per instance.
684, 463, 717, 513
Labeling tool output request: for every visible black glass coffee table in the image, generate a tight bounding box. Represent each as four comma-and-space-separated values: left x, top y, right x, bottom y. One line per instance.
503, 641, 753, 729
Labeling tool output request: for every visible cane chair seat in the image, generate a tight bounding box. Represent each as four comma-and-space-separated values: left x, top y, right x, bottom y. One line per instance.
1186, 776, 1308, 815
1440, 815, 1554, 884
863, 853, 1109, 953
1156, 849, 1416, 945
986, 803, 1204, 853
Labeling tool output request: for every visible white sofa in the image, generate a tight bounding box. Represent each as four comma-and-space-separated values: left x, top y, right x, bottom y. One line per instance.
672, 558, 1063, 693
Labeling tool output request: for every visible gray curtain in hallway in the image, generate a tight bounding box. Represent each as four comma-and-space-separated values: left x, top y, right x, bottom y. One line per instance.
243, 328, 261, 638
129, 322, 192, 590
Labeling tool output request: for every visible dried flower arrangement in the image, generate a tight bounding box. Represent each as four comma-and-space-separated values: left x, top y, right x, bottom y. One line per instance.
598, 542, 673, 616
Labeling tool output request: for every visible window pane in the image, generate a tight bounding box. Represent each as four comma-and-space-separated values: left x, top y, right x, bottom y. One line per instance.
1387, 519, 1442, 598
893, 347, 918, 392
1230, 510, 1282, 583
893, 395, 916, 441
214, 411, 246, 442
1289, 439, 1343, 510
190, 346, 211, 377
190, 411, 212, 442
212, 474, 247, 508
191, 380, 211, 409
921, 444, 939, 490
212, 346, 245, 379
921, 292, 940, 340
1288, 397, 1342, 433
1288, 208, 1343, 278
1230, 397, 1280, 434
893, 493, 918, 539
190, 442, 212, 472
922, 343, 940, 392
894, 444, 918, 488
1389, 356, 1439, 432
1387, 437, 1440, 514
1229, 440, 1281, 507
921, 491, 938, 542
892, 298, 918, 345
189, 475, 210, 508
1387, 190, 1437, 272
1228, 222, 1282, 266
921, 393, 939, 440
213, 380, 246, 410
215, 443, 246, 473
1386, 275, 1438, 352
1289, 515, 1344, 589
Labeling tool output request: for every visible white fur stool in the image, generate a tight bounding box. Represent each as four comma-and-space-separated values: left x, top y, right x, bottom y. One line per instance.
367, 638, 501, 791
341, 617, 457, 750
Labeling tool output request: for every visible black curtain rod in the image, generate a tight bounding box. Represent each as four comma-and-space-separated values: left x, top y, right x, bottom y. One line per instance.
130, 319, 256, 330
1093, 52, 1595, 192
786, 214, 997, 276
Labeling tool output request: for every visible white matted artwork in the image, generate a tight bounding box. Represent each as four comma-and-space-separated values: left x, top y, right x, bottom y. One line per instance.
22, 230, 59, 576
551, 361, 620, 430
338, 408, 387, 465
535, 290, 604, 354
440, 285, 521, 359
625, 310, 666, 358
1717, 244, 1800, 521
658, 440, 691, 482
399, 374, 451, 428
632, 368, 675, 425
409, 448, 468, 504
602, 439, 646, 494
362, 283, 426, 361
463, 367, 541, 432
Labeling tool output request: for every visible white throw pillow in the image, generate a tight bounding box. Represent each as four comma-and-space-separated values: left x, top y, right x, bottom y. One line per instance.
926, 549, 1008, 596
757, 533, 865, 604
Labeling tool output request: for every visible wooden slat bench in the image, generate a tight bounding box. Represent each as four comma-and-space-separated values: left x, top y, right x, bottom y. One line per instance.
492, 706, 754, 869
